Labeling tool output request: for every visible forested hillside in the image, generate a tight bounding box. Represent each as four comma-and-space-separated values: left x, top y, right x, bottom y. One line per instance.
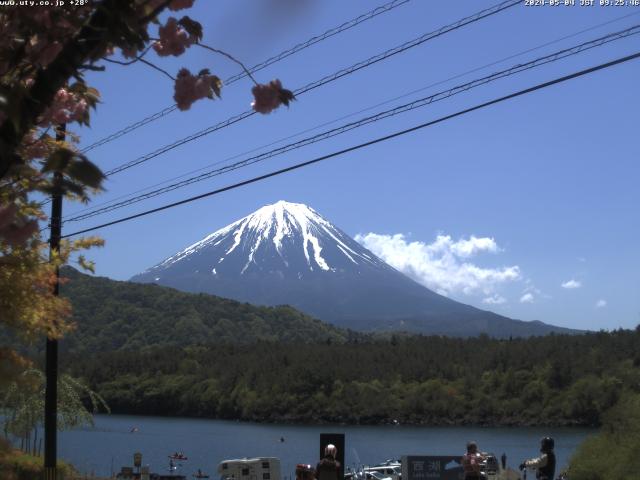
568, 392, 640, 479
56, 267, 352, 352
64, 328, 640, 426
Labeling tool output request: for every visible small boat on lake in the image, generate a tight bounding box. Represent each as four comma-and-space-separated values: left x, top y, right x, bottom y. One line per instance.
170, 452, 189, 461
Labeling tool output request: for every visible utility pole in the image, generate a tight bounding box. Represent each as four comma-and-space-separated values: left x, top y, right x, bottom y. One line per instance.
44, 124, 65, 480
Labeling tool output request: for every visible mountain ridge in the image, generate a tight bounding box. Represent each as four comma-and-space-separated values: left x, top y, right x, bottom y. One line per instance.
54, 266, 352, 353
131, 201, 579, 338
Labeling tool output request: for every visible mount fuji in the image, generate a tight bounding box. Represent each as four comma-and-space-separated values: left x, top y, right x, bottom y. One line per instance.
131, 201, 575, 337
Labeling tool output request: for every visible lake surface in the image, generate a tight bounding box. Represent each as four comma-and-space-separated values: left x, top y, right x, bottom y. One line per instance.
58, 414, 594, 478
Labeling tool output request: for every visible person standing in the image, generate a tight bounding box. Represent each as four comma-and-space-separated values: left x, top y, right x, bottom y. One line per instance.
316, 444, 341, 480
461, 441, 485, 480
519, 437, 556, 480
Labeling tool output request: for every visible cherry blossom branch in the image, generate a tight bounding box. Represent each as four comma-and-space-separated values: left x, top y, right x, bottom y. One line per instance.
80, 64, 106, 72
0, 0, 127, 180
104, 51, 175, 81
101, 45, 153, 67
195, 43, 259, 86
137, 57, 176, 81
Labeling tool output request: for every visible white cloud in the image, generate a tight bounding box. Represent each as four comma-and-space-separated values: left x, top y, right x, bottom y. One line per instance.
520, 293, 535, 303
561, 279, 582, 289
355, 233, 520, 297
482, 294, 507, 305
450, 236, 500, 258
596, 299, 607, 308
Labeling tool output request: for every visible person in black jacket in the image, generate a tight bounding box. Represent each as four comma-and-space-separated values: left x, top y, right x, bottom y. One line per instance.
519, 437, 556, 480
316, 444, 341, 480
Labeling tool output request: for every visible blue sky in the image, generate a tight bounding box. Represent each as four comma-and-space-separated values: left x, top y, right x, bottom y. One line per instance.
60, 0, 640, 331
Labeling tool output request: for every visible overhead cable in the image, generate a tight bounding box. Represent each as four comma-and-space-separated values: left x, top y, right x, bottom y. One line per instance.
62, 10, 640, 220
100, 0, 522, 177
79, 0, 412, 154
60, 50, 640, 239
62, 24, 640, 225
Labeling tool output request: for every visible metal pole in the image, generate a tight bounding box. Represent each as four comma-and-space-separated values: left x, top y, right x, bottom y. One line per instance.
44, 124, 65, 480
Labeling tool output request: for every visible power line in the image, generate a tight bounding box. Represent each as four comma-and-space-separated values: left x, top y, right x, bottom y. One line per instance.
100, 0, 522, 177
79, 0, 411, 155
62, 24, 640, 225
223, 0, 411, 85
62, 10, 640, 221
60, 50, 640, 239
80, 105, 177, 154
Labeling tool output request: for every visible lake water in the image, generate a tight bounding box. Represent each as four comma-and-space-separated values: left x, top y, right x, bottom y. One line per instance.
57, 415, 594, 478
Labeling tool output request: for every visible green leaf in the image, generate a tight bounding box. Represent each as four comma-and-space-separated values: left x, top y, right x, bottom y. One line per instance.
178, 16, 203, 42
66, 157, 105, 189
41, 148, 74, 173
211, 76, 222, 98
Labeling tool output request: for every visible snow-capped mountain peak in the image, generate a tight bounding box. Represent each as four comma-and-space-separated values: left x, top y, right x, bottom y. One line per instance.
143, 201, 383, 278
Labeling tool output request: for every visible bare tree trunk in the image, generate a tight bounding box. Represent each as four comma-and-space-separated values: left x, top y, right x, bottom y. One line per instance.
32, 426, 38, 455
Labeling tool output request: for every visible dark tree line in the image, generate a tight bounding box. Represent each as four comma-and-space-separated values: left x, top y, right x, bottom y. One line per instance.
62, 328, 640, 427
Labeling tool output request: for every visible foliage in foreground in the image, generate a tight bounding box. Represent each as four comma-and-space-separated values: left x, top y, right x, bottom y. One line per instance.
64, 328, 640, 426
1, 369, 109, 449
0, 437, 76, 480
567, 392, 640, 480
0, 0, 294, 388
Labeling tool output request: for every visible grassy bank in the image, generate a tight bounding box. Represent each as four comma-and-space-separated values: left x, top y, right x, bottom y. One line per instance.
0, 437, 95, 480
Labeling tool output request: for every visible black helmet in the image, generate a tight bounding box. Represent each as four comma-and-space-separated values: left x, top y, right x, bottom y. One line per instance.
541, 437, 554, 452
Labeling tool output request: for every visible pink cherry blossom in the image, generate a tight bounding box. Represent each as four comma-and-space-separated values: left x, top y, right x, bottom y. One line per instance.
153, 17, 194, 57
173, 68, 219, 110
0, 204, 38, 247
251, 79, 295, 114
22, 133, 50, 160
0, 204, 17, 230
0, 219, 39, 246
38, 88, 88, 126
169, 0, 195, 11
121, 46, 140, 59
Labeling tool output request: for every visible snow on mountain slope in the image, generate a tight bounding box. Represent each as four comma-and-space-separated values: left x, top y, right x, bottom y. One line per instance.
131, 201, 574, 337
142, 200, 389, 280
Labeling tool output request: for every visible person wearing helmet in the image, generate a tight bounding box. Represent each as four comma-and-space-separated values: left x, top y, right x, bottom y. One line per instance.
316, 444, 340, 480
461, 441, 485, 480
519, 437, 556, 480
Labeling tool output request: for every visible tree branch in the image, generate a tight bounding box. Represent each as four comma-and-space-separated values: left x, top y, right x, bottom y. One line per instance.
138, 57, 175, 81
101, 45, 153, 66
193, 43, 259, 86
80, 64, 106, 72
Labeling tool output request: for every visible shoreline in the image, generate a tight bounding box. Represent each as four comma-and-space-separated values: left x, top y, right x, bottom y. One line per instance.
89, 410, 599, 429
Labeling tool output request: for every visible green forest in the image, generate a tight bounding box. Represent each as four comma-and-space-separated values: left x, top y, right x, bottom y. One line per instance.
64, 328, 640, 427
54, 266, 354, 352
5, 268, 640, 478
567, 392, 640, 479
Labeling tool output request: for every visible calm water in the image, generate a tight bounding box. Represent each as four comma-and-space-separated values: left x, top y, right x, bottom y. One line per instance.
58, 414, 594, 478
